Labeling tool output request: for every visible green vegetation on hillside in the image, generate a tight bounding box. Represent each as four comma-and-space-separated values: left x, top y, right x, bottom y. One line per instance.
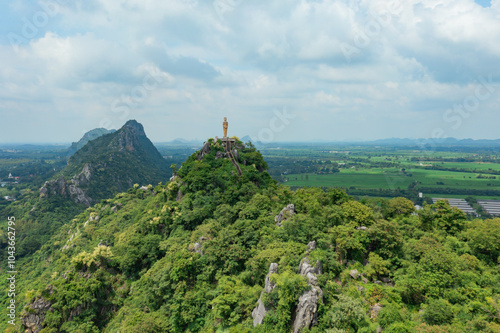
1, 141, 498, 333
63, 120, 171, 200
0, 121, 172, 260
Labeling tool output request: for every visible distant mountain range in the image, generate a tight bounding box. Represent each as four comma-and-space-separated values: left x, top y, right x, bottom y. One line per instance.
2, 136, 500, 148
369, 137, 500, 147
159, 136, 500, 147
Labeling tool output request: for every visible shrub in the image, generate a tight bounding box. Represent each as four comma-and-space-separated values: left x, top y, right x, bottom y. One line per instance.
422, 299, 454, 326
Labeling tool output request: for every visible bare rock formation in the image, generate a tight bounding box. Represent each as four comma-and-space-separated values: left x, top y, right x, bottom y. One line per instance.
198, 142, 211, 160
275, 204, 296, 227
39, 163, 93, 206
292, 241, 323, 333
252, 263, 279, 326
20, 287, 54, 333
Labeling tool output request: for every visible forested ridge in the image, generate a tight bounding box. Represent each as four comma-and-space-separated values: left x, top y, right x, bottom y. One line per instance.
1, 137, 499, 333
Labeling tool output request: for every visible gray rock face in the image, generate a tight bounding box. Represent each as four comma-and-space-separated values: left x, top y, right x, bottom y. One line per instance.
39, 163, 93, 206
193, 243, 203, 255
232, 148, 240, 162
298, 257, 322, 286
349, 269, 360, 279
189, 237, 207, 256
292, 242, 323, 333
265, 263, 278, 292
20, 296, 53, 333
116, 120, 147, 151
252, 263, 279, 327
293, 287, 321, 333
198, 142, 211, 160
215, 151, 228, 160
370, 303, 383, 319
252, 298, 267, 327
275, 204, 296, 227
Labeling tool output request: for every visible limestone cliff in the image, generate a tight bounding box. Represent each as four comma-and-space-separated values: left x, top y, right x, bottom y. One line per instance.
20, 287, 54, 333
252, 263, 279, 326
39, 163, 93, 206
292, 241, 324, 333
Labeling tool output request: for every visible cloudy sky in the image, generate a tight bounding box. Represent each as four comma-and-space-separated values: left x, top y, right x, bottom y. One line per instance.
0, 0, 499, 143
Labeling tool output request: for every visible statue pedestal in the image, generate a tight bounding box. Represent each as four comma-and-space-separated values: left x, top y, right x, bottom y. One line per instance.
220, 137, 236, 150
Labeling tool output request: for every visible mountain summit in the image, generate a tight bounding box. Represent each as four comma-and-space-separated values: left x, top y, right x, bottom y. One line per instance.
40, 120, 170, 206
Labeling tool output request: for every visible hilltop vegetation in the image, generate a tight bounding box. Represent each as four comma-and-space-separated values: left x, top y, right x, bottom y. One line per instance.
1, 138, 498, 333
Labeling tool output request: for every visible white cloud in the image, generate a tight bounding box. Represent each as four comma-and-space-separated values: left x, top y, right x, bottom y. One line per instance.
0, 0, 499, 142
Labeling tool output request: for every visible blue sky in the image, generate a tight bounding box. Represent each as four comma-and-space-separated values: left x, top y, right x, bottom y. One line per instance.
475, 0, 492, 7
0, 0, 499, 143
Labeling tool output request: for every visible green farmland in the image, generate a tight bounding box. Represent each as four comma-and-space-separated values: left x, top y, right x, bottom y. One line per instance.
285, 168, 500, 190
262, 144, 500, 200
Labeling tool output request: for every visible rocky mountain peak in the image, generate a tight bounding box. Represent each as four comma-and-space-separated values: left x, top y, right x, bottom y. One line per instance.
123, 119, 146, 137
116, 120, 147, 152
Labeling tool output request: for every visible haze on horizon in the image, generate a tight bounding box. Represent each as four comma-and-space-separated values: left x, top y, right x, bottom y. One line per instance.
0, 0, 499, 144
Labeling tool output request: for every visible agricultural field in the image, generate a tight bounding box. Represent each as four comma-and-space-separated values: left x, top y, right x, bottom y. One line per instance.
1, 142, 500, 202
259, 144, 500, 201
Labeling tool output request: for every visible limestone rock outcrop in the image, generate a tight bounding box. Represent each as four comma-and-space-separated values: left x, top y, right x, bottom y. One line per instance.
39, 163, 93, 206
275, 204, 296, 227
292, 241, 323, 333
252, 263, 278, 326
20, 288, 54, 333
197, 139, 245, 161
198, 142, 211, 160
370, 303, 383, 319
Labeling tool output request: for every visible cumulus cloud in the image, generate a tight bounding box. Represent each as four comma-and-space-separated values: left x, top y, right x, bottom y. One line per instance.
0, 0, 499, 142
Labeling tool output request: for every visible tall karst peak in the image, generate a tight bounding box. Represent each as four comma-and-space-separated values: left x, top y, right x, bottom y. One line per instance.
40, 120, 170, 206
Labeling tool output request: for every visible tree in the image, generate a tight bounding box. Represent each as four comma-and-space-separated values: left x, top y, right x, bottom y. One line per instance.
432, 200, 467, 234
341, 201, 374, 226
422, 299, 454, 325
365, 252, 390, 280
331, 224, 369, 263
368, 219, 403, 259
464, 218, 500, 262
386, 197, 415, 218
320, 295, 370, 331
